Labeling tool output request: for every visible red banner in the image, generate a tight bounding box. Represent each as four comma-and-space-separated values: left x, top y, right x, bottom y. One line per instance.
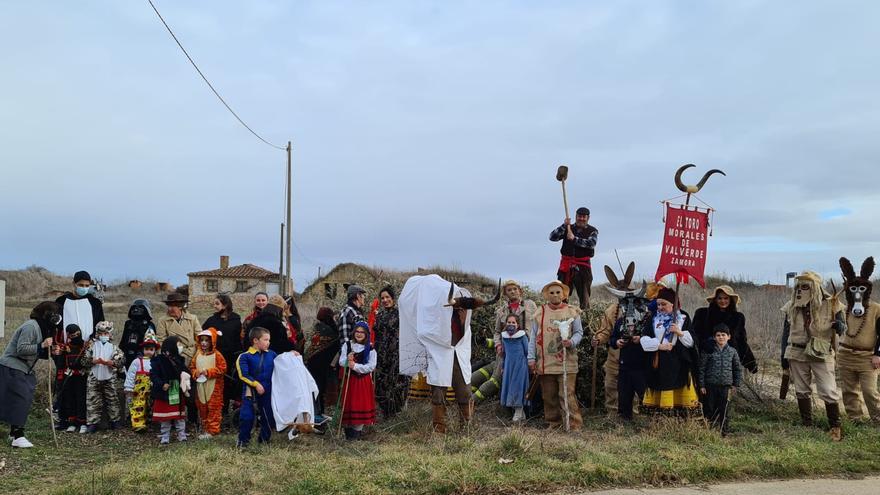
655, 204, 710, 287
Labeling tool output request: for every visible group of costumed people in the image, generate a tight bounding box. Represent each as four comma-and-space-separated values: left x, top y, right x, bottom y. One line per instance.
2, 211, 880, 448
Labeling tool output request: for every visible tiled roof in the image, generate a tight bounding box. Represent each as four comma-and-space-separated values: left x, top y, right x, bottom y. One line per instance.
187, 264, 280, 280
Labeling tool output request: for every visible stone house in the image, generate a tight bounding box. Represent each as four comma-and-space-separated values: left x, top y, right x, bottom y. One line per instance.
299, 262, 497, 309
187, 256, 282, 308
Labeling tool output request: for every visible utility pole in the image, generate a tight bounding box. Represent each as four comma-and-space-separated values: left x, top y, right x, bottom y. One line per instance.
285, 141, 292, 295
278, 222, 284, 288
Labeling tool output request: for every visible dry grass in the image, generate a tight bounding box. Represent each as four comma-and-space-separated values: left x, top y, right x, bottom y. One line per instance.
3, 270, 880, 494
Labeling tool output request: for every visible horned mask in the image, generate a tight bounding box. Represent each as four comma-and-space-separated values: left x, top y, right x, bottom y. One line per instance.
840, 257, 875, 317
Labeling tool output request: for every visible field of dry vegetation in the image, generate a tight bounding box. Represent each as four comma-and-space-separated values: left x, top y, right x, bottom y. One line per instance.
1, 267, 878, 494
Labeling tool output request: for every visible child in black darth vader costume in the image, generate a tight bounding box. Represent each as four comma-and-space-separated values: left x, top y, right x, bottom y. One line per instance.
120, 299, 156, 369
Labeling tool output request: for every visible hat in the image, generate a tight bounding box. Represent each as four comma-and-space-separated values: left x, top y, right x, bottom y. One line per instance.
502, 280, 523, 292
163, 293, 189, 305
646, 281, 667, 300
347, 284, 366, 301
354, 321, 370, 332
95, 321, 114, 333
73, 270, 92, 284
268, 294, 287, 310
707, 285, 741, 305
576, 207, 590, 216
141, 328, 159, 348
795, 271, 823, 286
656, 287, 677, 305
198, 327, 222, 338
541, 281, 570, 300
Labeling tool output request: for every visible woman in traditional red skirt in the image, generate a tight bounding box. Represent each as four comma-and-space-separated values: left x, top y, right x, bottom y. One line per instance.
339, 321, 376, 440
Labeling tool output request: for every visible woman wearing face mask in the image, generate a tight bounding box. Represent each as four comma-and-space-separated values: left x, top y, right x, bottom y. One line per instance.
55, 270, 105, 342
0, 301, 60, 448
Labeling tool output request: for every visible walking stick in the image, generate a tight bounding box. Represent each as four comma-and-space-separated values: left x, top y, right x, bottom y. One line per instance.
561, 347, 570, 432
336, 364, 352, 437
590, 343, 598, 410
47, 360, 59, 448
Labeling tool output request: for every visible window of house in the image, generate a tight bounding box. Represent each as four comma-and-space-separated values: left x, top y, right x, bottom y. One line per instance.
325, 283, 337, 299
235, 280, 249, 292
205, 279, 218, 292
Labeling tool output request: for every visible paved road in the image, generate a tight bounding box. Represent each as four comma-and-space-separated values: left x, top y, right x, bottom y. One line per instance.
575, 477, 879, 495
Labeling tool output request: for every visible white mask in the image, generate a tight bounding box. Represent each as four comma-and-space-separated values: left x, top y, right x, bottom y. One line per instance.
177, 343, 185, 355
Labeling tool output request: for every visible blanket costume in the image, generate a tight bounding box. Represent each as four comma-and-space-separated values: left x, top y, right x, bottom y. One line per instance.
271, 352, 319, 433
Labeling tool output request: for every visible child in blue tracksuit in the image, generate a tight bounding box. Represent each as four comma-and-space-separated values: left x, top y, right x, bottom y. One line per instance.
236, 326, 277, 447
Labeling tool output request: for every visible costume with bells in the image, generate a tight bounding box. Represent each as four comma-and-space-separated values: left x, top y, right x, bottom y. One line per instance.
123, 329, 159, 432
837, 257, 880, 422
781, 271, 845, 441
190, 328, 227, 436
528, 281, 584, 430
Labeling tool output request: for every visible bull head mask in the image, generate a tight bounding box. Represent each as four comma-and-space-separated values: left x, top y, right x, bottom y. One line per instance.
446, 278, 501, 310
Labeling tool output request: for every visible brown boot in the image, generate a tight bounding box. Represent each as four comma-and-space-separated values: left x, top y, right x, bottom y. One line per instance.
826, 402, 842, 442
458, 401, 474, 427
432, 405, 447, 434
797, 398, 813, 426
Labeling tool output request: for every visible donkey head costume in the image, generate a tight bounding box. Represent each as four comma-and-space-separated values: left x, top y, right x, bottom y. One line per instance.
840, 257, 875, 318
604, 262, 649, 341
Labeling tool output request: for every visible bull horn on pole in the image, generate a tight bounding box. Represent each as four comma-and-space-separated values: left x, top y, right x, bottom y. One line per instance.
674, 164, 726, 194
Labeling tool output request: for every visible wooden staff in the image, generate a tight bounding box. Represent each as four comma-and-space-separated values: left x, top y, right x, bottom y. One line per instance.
47, 360, 59, 448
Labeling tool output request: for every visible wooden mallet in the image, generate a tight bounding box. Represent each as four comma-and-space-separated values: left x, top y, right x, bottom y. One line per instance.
556, 165, 570, 219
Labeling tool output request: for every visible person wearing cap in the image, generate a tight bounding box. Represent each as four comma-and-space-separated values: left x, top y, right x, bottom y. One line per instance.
781, 271, 846, 441
549, 207, 598, 309
81, 321, 125, 433
339, 285, 367, 345
52, 323, 89, 433
55, 270, 105, 342
482, 281, 537, 402
639, 287, 700, 416
123, 329, 159, 432
528, 281, 584, 430
693, 286, 757, 373
0, 302, 59, 447
121, 299, 156, 370
156, 293, 201, 362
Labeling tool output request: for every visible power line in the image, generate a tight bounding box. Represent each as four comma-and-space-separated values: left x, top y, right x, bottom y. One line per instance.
146, 0, 286, 150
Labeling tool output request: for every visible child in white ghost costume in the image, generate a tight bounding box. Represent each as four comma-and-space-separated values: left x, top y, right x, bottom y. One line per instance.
271, 350, 319, 438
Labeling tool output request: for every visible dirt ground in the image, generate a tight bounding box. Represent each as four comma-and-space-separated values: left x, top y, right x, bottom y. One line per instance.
569, 476, 880, 495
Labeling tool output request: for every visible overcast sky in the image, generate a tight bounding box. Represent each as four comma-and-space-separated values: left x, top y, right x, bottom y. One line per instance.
2, 1, 879, 293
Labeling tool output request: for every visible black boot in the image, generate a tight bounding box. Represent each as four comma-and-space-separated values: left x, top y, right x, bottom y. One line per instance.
826, 402, 842, 441
797, 398, 813, 426
344, 427, 357, 440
